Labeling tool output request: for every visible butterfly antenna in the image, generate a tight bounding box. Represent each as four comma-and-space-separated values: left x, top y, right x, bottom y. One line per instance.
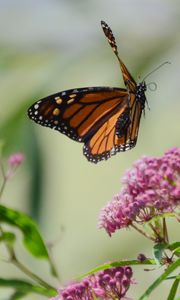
143, 61, 171, 81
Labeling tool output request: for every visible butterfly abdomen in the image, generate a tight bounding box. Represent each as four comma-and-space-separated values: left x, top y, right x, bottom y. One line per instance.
115, 107, 131, 138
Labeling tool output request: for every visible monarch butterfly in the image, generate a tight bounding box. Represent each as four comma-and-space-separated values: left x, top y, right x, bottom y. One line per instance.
28, 21, 148, 164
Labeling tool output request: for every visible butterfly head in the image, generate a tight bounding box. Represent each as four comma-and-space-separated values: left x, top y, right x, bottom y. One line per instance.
137, 81, 147, 92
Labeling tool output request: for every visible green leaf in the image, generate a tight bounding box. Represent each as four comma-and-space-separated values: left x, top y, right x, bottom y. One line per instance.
167, 276, 180, 300
0, 278, 57, 297
9, 291, 28, 300
0, 232, 16, 244
0, 205, 59, 278
79, 259, 156, 280
168, 242, 180, 251
168, 242, 180, 257
0, 205, 48, 259
153, 243, 167, 265
166, 274, 180, 280
138, 259, 180, 300
173, 249, 180, 257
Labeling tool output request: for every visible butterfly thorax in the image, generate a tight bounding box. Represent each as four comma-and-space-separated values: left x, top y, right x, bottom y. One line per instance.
136, 81, 147, 110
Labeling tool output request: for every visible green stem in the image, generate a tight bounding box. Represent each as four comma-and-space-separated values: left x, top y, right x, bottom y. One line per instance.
0, 162, 7, 199
163, 218, 169, 244
139, 259, 180, 300
0, 179, 6, 199
47, 244, 61, 281
148, 223, 164, 242
0, 226, 56, 292
131, 222, 156, 241
11, 255, 56, 291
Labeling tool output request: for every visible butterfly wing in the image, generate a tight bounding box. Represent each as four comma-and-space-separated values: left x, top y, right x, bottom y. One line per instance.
101, 21, 137, 93
128, 93, 144, 144
28, 87, 135, 162
83, 105, 133, 163
83, 97, 142, 163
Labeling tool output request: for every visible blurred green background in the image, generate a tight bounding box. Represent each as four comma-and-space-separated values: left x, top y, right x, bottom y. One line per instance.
0, 0, 180, 299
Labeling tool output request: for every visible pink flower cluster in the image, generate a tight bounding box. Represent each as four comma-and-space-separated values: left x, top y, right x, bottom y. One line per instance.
99, 147, 180, 236
51, 266, 133, 300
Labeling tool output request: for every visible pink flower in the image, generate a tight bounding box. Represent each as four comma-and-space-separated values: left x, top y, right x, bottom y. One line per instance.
5, 153, 25, 179
91, 266, 133, 299
99, 147, 180, 236
8, 153, 25, 167
55, 279, 94, 300
52, 266, 133, 300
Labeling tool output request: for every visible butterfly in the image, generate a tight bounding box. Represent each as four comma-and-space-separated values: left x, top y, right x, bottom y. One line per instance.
28, 20, 147, 164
